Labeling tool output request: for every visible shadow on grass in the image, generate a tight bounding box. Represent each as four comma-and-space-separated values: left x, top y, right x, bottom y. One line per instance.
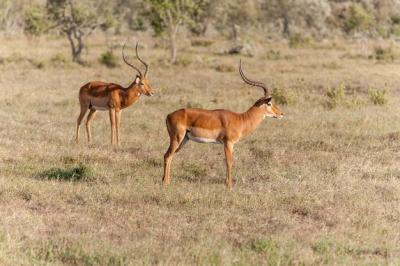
35, 164, 94, 182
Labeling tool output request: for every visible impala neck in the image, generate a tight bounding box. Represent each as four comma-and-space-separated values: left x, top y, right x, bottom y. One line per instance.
240, 106, 265, 138
122, 82, 141, 108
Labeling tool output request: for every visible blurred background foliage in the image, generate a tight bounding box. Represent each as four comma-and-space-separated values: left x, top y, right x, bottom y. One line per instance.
3, 0, 400, 62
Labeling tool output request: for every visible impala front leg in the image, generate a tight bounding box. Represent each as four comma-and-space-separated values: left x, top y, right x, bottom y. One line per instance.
109, 108, 116, 145
115, 110, 122, 145
224, 142, 234, 190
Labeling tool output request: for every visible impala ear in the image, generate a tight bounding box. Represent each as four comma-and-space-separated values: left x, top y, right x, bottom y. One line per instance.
134, 75, 140, 84
266, 96, 272, 103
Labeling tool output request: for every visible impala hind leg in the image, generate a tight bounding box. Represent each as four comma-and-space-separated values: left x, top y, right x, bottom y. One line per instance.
175, 135, 189, 153
224, 142, 234, 190
85, 109, 97, 143
76, 103, 89, 144
162, 132, 186, 186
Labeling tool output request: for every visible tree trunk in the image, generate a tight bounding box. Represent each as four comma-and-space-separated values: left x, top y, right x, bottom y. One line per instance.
232, 24, 239, 42
282, 13, 290, 38
169, 24, 179, 64
66, 29, 85, 63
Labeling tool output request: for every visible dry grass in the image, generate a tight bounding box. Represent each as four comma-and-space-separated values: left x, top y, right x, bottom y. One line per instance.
1, 34, 400, 265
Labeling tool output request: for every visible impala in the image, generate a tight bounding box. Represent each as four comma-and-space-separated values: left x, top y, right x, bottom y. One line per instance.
162, 60, 284, 189
75, 42, 154, 145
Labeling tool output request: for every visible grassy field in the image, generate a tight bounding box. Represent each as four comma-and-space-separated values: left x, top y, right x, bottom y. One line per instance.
1, 34, 400, 265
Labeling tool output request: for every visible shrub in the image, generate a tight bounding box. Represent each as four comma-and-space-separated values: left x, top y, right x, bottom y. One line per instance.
215, 64, 235, 72
272, 87, 296, 105
23, 5, 49, 36
326, 83, 346, 109
191, 38, 213, 47
391, 25, 400, 37
251, 238, 278, 253
289, 34, 311, 48
99, 50, 118, 68
368, 87, 388, 105
29, 59, 45, 69
37, 164, 94, 182
391, 15, 400, 25
51, 53, 68, 66
373, 46, 395, 61
265, 50, 282, 60
343, 4, 375, 34
174, 56, 192, 67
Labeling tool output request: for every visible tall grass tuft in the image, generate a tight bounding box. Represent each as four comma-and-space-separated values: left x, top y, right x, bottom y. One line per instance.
368, 86, 388, 105
326, 83, 346, 109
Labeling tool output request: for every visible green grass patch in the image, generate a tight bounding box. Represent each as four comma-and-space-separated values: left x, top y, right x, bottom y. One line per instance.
36, 164, 94, 182
28, 240, 127, 265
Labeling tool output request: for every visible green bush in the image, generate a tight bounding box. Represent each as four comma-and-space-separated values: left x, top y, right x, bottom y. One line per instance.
23, 5, 49, 36
272, 87, 296, 105
368, 87, 388, 105
391, 25, 400, 37
373, 46, 395, 61
326, 83, 346, 109
391, 15, 400, 25
99, 50, 118, 68
174, 56, 192, 67
191, 38, 213, 47
51, 53, 69, 66
343, 4, 375, 34
251, 238, 278, 253
289, 33, 311, 48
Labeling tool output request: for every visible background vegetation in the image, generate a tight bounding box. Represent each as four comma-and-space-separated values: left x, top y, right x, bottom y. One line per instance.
1, 0, 400, 265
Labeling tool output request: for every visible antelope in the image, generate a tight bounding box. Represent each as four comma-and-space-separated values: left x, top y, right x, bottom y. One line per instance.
75, 42, 154, 145
162, 60, 284, 189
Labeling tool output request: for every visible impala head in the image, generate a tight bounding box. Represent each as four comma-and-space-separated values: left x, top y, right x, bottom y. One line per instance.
122, 41, 154, 96
254, 96, 284, 119
239, 60, 284, 119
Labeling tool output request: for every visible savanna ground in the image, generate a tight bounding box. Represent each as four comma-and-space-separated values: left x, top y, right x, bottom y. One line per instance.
1, 33, 400, 265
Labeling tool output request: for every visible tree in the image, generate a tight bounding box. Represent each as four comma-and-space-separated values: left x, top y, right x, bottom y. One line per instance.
146, 0, 198, 64
23, 5, 49, 36
47, 0, 115, 62
0, 0, 25, 35
24, 0, 115, 63
262, 0, 331, 38
187, 0, 217, 36
214, 0, 258, 42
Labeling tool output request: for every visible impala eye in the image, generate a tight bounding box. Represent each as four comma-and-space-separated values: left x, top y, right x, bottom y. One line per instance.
267, 102, 272, 106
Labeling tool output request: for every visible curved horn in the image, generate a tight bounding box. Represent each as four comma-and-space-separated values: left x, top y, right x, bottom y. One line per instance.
135, 42, 149, 77
122, 42, 143, 77
239, 60, 268, 97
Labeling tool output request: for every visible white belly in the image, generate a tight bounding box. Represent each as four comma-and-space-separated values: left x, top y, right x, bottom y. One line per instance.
92, 105, 109, 111
187, 132, 222, 144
